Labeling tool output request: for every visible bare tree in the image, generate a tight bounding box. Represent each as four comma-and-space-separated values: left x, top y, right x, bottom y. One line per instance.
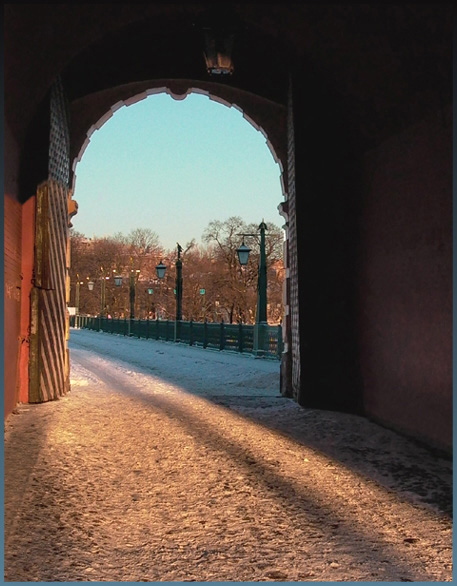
69, 219, 285, 323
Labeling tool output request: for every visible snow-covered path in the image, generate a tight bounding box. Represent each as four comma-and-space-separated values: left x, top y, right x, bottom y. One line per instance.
69, 326, 282, 399
4, 329, 452, 582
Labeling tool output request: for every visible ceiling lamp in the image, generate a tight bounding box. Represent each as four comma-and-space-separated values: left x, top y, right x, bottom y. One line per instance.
203, 27, 235, 75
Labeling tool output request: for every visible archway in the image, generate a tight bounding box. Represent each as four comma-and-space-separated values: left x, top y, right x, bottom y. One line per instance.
11, 6, 298, 407
69, 88, 289, 361
71, 85, 287, 201
6, 5, 452, 450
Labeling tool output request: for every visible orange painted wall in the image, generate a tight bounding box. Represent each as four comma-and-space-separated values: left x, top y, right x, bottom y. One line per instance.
4, 120, 22, 417
4, 194, 22, 416
18, 197, 36, 403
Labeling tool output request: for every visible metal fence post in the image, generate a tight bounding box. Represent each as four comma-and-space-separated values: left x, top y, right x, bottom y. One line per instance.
189, 320, 193, 346
219, 320, 225, 351
203, 319, 208, 349
238, 322, 244, 353
277, 324, 283, 358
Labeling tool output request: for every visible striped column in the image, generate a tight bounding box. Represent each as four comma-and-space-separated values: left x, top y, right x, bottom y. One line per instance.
29, 180, 70, 402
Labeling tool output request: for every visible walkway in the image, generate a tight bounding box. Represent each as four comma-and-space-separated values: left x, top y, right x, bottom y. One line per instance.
4, 329, 452, 582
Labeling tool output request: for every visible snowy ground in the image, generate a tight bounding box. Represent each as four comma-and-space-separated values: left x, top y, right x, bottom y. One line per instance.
68, 326, 282, 398
4, 328, 453, 582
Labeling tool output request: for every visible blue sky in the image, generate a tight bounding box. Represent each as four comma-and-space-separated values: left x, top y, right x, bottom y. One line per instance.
72, 92, 284, 251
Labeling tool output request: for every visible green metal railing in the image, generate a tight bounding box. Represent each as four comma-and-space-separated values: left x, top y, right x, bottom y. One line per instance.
70, 315, 283, 359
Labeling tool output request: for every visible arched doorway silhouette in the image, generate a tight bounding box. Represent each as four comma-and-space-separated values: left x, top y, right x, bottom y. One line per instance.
5, 5, 452, 450
70, 88, 288, 348
14, 10, 300, 410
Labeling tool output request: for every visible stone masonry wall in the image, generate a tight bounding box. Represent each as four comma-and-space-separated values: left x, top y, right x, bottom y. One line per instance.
286, 77, 301, 401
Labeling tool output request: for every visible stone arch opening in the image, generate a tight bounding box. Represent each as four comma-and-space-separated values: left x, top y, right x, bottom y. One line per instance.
5, 4, 453, 453
70, 84, 287, 202
12, 3, 296, 408
69, 85, 289, 344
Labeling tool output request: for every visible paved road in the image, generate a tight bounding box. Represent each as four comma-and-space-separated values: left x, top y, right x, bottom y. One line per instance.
4, 330, 452, 582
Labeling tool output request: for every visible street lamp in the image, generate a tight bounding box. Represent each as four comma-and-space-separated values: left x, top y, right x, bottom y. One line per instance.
154, 245, 182, 338
200, 288, 206, 321
155, 261, 167, 320
111, 271, 123, 319
175, 243, 183, 322
236, 241, 251, 267
156, 261, 166, 280
129, 259, 141, 320
237, 221, 268, 354
147, 287, 154, 318
100, 273, 109, 319
87, 269, 109, 328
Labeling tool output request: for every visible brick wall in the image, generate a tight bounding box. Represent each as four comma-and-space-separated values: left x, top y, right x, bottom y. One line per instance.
49, 77, 71, 185
286, 77, 301, 401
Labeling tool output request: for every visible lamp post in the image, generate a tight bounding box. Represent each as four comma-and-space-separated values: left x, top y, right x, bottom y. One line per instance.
129, 259, 141, 319
237, 221, 268, 355
147, 286, 154, 318
100, 274, 107, 318
257, 221, 268, 325
113, 270, 123, 288
87, 279, 95, 324
175, 243, 183, 322
129, 258, 140, 335
113, 270, 123, 318
155, 260, 166, 319
173, 244, 184, 342
200, 288, 206, 321
87, 269, 109, 330
100, 269, 110, 330
154, 249, 182, 338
